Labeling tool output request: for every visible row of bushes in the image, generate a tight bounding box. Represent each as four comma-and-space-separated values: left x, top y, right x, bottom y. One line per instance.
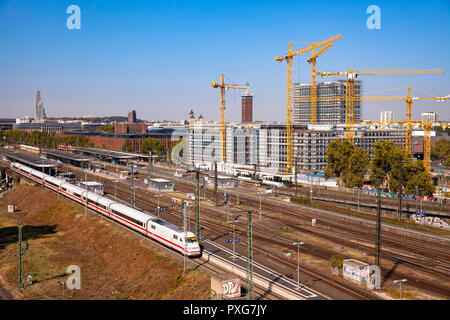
290, 196, 311, 205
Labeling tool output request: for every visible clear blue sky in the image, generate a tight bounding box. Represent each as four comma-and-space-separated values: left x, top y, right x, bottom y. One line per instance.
0, 0, 449, 122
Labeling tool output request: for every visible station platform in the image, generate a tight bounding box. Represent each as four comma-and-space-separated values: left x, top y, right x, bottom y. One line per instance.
41, 149, 96, 167
71, 147, 139, 164
2, 151, 61, 175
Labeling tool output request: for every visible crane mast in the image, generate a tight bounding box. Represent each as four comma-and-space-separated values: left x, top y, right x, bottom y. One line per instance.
275, 34, 342, 172
212, 74, 248, 163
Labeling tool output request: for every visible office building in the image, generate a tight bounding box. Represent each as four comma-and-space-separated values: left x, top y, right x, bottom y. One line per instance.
242, 92, 253, 123
422, 112, 438, 122
128, 110, 137, 123
294, 80, 361, 124
380, 111, 394, 122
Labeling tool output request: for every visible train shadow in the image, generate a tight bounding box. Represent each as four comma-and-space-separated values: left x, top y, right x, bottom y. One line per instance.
0, 225, 57, 251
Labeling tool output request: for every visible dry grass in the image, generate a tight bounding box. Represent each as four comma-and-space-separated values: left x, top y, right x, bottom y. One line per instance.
0, 185, 210, 300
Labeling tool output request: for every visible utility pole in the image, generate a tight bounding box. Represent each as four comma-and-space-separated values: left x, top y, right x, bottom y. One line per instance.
225, 192, 230, 221
246, 209, 254, 300
41, 160, 45, 189
214, 162, 218, 206
357, 187, 360, 213
17, 224, 28, 289
294, 157, 298, 197
130, 163, 135, 209
80, 159, 84, 186
237, 180, 241, 205
183, 203, 188, 274
292, 241, 305, 289
259, 191, 262, 221
148, 151, 152, 182
376, 188, 382, 267
228, 214, 240, 259
84, 173, 88, 218
195, 170, 201, 242
17, 224, 23, 289
398, 160, 403, 220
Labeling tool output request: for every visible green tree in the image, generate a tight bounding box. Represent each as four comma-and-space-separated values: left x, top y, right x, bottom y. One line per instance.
445, 157, 450, 168
369, 140, 435, 196
96, 124, 115, 132
403, 160, 435, 196
431, 138, 450, 161
324, 140, 369, 188
167, 138, 183, 164
369, 141, 406, 190
141, 137, 164, 155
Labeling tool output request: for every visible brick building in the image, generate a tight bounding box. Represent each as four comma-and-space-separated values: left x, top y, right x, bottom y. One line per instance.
64, 128, 188, 153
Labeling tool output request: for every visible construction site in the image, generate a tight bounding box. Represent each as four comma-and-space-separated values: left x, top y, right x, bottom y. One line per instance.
0, 3, 449, 309
187, 34, 449, 180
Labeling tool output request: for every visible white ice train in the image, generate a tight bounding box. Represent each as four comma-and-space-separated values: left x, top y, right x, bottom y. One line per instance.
11, 162, 201, 257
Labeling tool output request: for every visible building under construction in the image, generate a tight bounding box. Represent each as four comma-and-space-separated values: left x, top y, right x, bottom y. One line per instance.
294, 80, 361, 125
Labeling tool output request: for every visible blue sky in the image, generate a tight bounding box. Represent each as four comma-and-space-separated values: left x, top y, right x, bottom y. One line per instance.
0, 0, 449, 122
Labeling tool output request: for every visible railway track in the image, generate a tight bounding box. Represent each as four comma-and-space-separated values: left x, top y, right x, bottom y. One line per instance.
6, 158, 449, 299
115, 167, 450, 298
104, 180, 377, 300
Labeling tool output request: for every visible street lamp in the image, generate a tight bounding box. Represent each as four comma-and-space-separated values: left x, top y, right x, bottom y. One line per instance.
292, 241, 305, 289
393, 279, 408, 300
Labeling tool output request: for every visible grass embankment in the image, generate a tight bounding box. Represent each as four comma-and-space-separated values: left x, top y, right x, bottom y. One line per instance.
0, 184, 210, 300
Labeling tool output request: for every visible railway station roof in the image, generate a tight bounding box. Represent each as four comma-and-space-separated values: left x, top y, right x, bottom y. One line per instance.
2, 152, 61, 168
41, 150, 96, 163
72, 147, 137, 160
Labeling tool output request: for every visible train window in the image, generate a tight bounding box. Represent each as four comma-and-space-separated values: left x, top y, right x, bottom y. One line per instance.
185, 237, 197, 243
111, 209, 143, 227
47, 181, 57, 187
151, 225, 156, 230
173, 235, 178, 240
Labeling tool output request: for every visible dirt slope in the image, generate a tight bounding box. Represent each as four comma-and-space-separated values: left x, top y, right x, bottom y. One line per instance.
0, 184, 210, 300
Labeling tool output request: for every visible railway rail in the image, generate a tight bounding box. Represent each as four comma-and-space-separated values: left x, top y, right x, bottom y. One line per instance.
4, 157, 449, 299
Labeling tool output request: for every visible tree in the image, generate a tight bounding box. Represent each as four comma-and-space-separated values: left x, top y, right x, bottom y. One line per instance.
96, 124, 115, 132
324, 140, 369, 188
431, 138, 450, 161
369, 140, 434, 196
346, 147, 370, 188
369, 141, 406, 191
141, 137, 164, 156
403, 160, 435, 196
445, 157, 450, 168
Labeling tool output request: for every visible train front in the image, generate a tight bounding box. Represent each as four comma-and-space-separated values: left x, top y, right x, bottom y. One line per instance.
184, 232, 201, 257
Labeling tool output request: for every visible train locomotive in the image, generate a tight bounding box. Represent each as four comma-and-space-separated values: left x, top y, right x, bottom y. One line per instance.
11, 162, 201, 257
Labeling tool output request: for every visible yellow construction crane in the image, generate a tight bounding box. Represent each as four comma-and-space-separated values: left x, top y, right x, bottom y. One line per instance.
297, 88, 449, 173
212, 74, 248, 163
299, 85, 449, 153
275, 34, 342, 173
317, 68, 446, 142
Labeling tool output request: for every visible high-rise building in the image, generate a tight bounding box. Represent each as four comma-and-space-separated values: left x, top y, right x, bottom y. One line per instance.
34, 91, 44, 121
242, 92, 253, 123
380, 111, 394, 121
128, 110, 137, 123
294, 80, 361, 124
421, 112, 438, 122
